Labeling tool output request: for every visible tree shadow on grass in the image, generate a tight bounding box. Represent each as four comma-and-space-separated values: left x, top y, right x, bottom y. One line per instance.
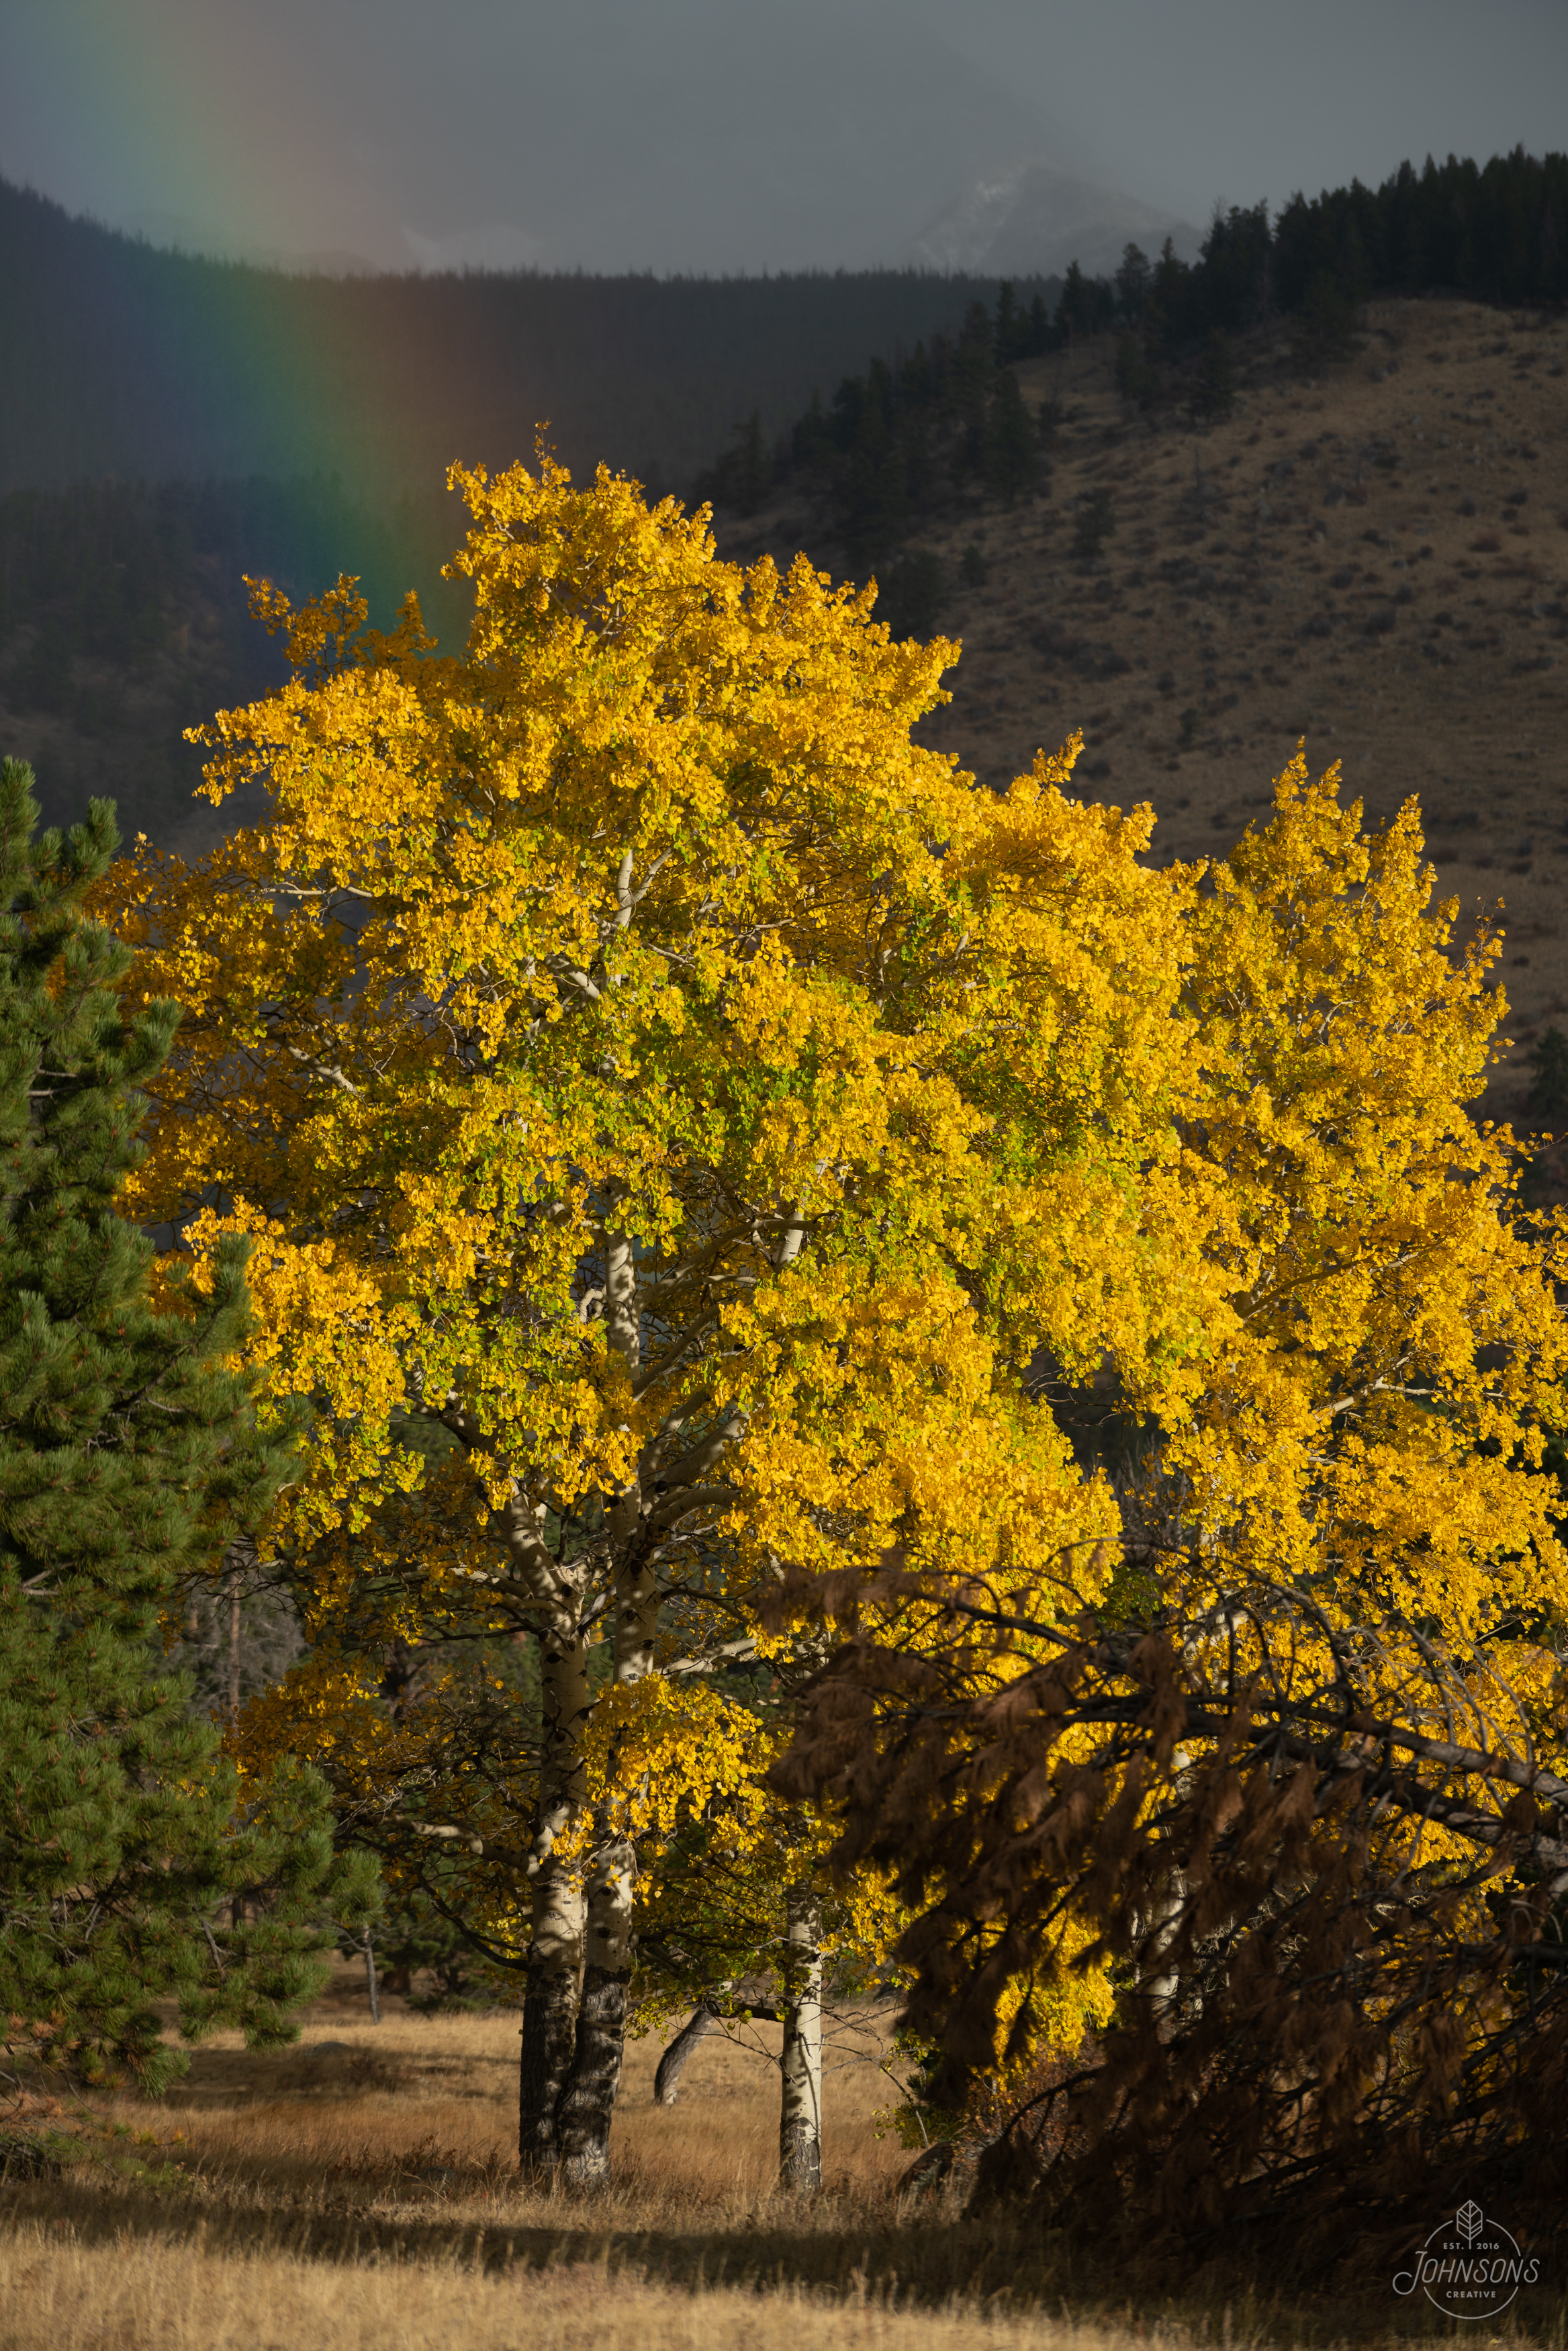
0, 2168, 1027, 2313
148, 2039, 507, 2111
6, 2167, 1562, 2344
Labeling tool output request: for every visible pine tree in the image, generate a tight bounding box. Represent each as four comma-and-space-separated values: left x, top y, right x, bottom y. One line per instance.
0, 758, 375, 2093
723, 410, 770, 516
984, 371, 1040, 506
1289, 271, 1363, 373
1114, 241, 1152, 321
1189, 328, 1236, 420
992, 280, 1024, 365
1070, 487, 1117, 563
1114, 330, 1160, 409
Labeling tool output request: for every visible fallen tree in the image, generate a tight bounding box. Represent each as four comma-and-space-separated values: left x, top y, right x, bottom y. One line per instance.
775, 1561, 1568, 2271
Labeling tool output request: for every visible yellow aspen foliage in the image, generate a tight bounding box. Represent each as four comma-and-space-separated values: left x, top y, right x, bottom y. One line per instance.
94, 454, 1202, 2172
94, 431, 1568, 2188
772, 750, 1568, 2180
96, 436, 1568, 2174
1164, 754, 1568, 1633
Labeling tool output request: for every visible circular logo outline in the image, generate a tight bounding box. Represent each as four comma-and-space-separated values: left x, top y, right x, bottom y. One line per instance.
1392, 2203, 1538, 2320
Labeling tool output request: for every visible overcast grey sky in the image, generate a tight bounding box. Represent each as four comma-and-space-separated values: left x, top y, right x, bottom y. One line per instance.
2, 0, 1565, 276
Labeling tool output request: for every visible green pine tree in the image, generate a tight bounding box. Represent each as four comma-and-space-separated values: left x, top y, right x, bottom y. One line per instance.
0, 757, 376, 2094
348, 1883, 487, 2012
1527, 1027, 1568, 1124
723, 410, 770, 517
873, 548, 948, 640
984, 371, 1040, 506
1290, 271, 1363, 372
992, 280, 1023, 364
1115, 330, 1160, 409
1070, 488, 1117, 564
1189, 328, 1237, 420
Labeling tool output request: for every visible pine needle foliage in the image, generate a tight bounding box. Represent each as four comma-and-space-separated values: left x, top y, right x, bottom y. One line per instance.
0, 758, 375, 2092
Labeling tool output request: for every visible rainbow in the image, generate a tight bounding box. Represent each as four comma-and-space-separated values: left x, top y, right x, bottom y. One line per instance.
2, 17, 1042, 511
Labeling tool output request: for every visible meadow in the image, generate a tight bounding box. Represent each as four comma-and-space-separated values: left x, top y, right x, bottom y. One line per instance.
2, 1965, 1561, 2351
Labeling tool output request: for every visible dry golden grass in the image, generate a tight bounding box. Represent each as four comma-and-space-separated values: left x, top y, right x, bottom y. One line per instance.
0, 2222, 1191, 2351
66, 1984, 911, 2204
2, 1973, 1564, 2350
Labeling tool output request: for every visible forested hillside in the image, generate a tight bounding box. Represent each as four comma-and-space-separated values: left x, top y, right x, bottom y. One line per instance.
0, 177, 1052, 845
5, 150, 1565, 858
0, 179, 1048, 496
704, 148, 1568, 566
710, 294, 1568, 1126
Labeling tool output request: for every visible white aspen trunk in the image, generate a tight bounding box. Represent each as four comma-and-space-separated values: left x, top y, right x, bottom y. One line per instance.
518, 1605, 590, 2174
428, 1421, 600, 2182
1140, 1755, 1192, 2027
602, 1225, 640, 1376
778, 1883, 823, 2192
557, 1820, 636, 2188
604, 1224, 657, 1682
613, 1545, 658, 1683
551, 1223, 649, 2186
763, 1200, 815, 2203
774, 1203, 807, 1273
519, 1862, 584, 2172
1138, 1855, 1189, 2025
653, 2006, 717, 2104
517, 1206, 661, 2189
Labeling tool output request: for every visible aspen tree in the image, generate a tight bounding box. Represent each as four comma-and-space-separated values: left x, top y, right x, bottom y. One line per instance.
99, 454, 1210, 2180
778, 1882, 824, 2190
775, 762, 1568, 2232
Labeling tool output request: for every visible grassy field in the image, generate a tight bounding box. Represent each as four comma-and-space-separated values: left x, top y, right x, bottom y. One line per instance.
1, 1969, 1561, 2350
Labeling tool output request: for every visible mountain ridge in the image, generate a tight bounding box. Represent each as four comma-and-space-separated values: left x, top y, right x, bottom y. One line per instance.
910, 159, 1201, 280
0, 175, 1057, 498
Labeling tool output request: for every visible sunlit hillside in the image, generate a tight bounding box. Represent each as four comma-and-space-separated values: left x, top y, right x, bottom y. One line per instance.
714, 296, 1568, 1124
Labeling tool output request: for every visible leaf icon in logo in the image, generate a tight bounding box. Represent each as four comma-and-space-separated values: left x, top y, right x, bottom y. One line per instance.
1457, 2201, 1484, 2244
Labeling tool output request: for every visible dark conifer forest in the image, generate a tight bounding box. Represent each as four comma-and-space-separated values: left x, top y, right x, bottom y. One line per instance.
0, 177, 1040, 497
0, 175, 1050, 842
